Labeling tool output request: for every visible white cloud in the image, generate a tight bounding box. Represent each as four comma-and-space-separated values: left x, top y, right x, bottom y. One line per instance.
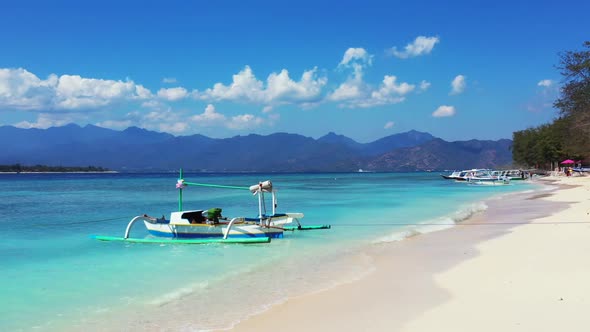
190, 104, 267, 130
96, 119, 133, 129
162, 77, 177, 84
55, 75, 149, 109
339, 48, 373, 67
159, 122, 189, 133
450, 75, 466, 95
376, 75, 414, 96
390, 36, 440, 59
432, 105, 456, 117
135, 85, 152, 99
198, 66, 326, 107
0, 68, 57, 110
192, 104, 226, 124
329, 48, 418, 108
141, 99, 165, 109
420, 80, 431, 91
364, 75, 414, 107
145, 109, 174, 122
227, 114, 265, 129
0, 68, 153, 111
384, 121, 395, 129
265, 68, 327, 103
537, 79, 553, 87
328, 81, 364, 102
329, 49, 371, 104
157, 87, 188, 101
14, 113, 76, 129
338, 48, 373, 83
329, 75, 414, 108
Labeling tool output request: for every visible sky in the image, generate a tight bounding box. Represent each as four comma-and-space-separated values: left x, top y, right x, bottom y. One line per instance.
0, 0, 588, 142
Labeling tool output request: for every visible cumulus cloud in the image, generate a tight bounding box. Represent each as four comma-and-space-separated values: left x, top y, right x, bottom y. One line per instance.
329, 81, 364, 102
339, 48, 373, 67
227, 114, 265, 129
197, 66, 326, 107
0, 67, 152, 111
432, 105, 455, 117
329, 48, 418, 108
450, 75, 466, 95
329, 75, 414, 108
364, 75, 414, 106
157, 87, 188, 101
135, 85, 152, 99
192, 104, 226, 124
162, 77, 177, 84
537, 79, 553, 87
337, 47, 373, 83
14, 113, 74, 129
420, 80, 431, 91
390, 36, 440, 59
384, 121, 395, 129
191, 104, 265, 130
0, 68, 57, 110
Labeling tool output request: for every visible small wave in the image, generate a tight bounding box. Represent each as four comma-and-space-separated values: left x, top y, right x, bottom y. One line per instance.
373, 201, 488, 244
372, 228, 421, 243
147, 281, 209, 306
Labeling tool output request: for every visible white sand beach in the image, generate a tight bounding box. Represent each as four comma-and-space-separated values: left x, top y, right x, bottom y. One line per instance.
230, 175, 590, 331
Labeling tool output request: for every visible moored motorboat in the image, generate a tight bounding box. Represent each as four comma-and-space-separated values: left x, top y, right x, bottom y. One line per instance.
441, 170, 463, 180
466, 169, 510, 185
491, 169, 529, 181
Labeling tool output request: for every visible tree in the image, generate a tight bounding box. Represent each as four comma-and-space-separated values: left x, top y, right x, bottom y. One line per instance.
555, 41, 590, 157
513, 41, 590, 168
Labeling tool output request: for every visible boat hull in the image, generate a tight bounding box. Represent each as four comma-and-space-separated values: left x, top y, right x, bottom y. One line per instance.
92, 235, 271, 244
144, 220, 284, 239
467, 177, 510, 185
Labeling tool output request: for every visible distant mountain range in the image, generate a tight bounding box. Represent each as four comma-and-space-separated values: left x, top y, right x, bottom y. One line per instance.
0, 124, 513, 172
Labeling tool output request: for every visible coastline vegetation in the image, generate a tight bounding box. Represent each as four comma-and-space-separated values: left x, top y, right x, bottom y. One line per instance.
512, 41, 590, 169
0, 164, 111, 173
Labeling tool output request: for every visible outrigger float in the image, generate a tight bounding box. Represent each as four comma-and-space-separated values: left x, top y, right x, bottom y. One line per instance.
92, 170, 330, 244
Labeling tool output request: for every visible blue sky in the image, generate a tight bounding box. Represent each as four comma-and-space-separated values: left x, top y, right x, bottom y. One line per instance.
0, 0, 588, 142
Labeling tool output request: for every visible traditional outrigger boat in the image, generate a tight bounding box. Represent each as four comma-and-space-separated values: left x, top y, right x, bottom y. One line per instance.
93, 170, 330, 244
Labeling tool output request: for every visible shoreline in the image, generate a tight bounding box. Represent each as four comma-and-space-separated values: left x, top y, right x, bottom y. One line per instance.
229, 176, 590, 331
0, 171, 118, 174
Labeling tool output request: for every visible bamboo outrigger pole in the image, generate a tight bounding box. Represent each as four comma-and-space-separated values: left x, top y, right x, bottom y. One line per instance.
177, 168, 250, 211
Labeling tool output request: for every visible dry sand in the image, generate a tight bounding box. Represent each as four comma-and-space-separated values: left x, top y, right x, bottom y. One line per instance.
230, 175, 590, 331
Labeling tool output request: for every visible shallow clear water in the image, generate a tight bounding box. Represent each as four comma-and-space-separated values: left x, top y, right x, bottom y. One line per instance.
0, 172, 534, 331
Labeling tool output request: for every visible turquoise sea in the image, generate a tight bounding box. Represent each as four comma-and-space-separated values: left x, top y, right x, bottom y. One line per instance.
0, 172, 536, 331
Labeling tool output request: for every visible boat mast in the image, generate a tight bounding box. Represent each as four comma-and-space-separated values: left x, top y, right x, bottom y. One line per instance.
178, 168, 184, 211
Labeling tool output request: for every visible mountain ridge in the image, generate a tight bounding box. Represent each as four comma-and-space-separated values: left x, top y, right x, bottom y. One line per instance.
0, 124, 513, 171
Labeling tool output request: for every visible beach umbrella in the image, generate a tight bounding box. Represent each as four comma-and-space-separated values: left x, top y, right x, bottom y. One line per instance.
561, 159, 575, 164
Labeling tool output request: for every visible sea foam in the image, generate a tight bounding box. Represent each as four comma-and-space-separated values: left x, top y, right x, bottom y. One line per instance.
372, 201, 488, 244
147, 281, 209, 306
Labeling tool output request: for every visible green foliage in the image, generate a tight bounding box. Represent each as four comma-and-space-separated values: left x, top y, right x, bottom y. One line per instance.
555, 41, 590, 157
513, 41, 590, 168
